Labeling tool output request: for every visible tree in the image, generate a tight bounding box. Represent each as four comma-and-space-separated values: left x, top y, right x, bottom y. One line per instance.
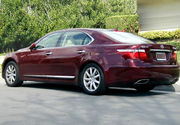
0, 0, 137, 52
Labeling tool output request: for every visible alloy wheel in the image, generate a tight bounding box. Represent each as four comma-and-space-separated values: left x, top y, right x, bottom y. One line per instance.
5, 64, 16, 85
83, 67, 101, 92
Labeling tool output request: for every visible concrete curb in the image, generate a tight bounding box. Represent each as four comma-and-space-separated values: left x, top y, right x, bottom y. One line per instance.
154, 79, 180, 92
176, 80, 180, 86
154, 83, 180, 92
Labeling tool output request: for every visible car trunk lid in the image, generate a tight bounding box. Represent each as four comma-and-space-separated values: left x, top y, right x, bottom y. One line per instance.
139, 44, 177, 65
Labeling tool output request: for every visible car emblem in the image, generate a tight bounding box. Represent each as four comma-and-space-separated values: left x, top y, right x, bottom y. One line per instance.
160, 45, 164, 49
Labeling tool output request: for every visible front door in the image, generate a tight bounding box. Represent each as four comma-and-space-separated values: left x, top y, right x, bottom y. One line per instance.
20, 32, 63, 78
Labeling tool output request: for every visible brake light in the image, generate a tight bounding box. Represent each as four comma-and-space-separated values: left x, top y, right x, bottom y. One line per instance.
117, 49, 148, 60
173, 51, 177, 60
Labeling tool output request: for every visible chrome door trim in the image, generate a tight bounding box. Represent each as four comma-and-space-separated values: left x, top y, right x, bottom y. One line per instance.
77, 50, 86, 54
45, 52, 53, 55
24, 75, 75, 79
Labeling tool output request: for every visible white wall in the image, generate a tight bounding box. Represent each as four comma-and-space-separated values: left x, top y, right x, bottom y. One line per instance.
138, 0, 180, 31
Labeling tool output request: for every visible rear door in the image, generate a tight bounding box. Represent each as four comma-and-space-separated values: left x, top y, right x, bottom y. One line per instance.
46, 31, 93, 78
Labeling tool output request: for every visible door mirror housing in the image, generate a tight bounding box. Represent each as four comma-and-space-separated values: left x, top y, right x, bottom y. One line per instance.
29, 43, 36, 50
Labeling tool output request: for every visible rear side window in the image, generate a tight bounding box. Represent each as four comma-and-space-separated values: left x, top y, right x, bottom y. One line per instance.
101, 31, 153, 44
59, 31, 92, 47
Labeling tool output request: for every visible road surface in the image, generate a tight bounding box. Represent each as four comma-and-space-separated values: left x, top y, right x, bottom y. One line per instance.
0, 77, 180, 125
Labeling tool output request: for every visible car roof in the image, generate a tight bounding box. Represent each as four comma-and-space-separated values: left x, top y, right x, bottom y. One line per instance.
48, 28, 126, 36
54, 28, 112, 33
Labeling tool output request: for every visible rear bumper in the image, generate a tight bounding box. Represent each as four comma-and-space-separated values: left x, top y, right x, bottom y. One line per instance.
106, 65, 179, 87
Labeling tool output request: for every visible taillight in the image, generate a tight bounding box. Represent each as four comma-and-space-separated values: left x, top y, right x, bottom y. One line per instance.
173, 51, 177, 60
117, 49, 148, 60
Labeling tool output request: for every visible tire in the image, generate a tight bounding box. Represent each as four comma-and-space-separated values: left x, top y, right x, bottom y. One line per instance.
80, 63, 106, 95
4, 61, 23, 87
135, 85, 155, 92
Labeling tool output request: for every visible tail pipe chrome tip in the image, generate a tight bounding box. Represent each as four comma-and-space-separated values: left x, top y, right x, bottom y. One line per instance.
134, 79, 150, 85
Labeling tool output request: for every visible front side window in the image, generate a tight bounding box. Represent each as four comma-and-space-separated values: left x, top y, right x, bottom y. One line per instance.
101, 31, 153, 44
36, 32, 62, 49
59, 31, 92, 47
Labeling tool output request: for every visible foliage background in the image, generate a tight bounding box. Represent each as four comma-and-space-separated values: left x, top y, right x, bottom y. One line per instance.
0, 0, 137, 52
106, 14, 139, 33
139, 29, 180, 41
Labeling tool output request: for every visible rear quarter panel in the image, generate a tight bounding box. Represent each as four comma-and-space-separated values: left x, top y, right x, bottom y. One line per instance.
81, 44, 136, 85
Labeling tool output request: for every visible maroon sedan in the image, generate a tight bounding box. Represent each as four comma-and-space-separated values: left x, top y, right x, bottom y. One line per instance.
2, 28, 179, 94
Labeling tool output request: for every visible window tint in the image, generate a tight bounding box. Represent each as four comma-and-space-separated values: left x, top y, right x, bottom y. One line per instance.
84, 36, 92, 45
36, 32, 62, 49
59, 31, 92, 47
101, 31, 153, 44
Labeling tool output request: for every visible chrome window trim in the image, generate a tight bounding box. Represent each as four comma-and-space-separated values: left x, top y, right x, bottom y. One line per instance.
150, 49, 171, 52
84, 32, 94, 45
34, 31, 94, 50
24, 75, 75, 79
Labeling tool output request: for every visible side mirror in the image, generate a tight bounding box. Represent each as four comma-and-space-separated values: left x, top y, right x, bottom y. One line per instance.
29, 43, 36, 50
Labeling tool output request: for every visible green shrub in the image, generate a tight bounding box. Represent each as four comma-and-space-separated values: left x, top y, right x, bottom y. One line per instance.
160, 41, 180, 51
108, 0, 137, 15
139, 29, 180, 40
105, 15, 139, 33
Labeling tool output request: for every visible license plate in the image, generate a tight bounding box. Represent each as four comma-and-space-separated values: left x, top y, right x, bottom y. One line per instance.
156, 52, 166, 61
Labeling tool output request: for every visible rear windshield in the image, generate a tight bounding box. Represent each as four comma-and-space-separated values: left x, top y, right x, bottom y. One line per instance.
101, 31, 153, 44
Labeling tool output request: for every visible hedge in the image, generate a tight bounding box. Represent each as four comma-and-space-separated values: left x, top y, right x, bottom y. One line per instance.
105, 15, 139, 33
159, 41, 180, 51
138, 29, 180, 41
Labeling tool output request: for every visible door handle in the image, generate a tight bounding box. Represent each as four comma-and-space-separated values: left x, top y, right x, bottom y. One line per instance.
46, 52, 52, 55
77, 50, 86, 54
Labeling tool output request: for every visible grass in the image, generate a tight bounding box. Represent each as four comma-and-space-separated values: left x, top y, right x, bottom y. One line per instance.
0, 53, 4, 73
0, 64, 1, 74
178, 51, 180, 64
0, 53, 6, 56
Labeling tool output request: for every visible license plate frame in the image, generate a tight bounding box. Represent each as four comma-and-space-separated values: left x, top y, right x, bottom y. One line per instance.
156, 52, 166, 61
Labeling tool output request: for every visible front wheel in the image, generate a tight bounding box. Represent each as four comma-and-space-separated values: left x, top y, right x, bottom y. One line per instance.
80, 63, 106, 95
4, 61, 23, 87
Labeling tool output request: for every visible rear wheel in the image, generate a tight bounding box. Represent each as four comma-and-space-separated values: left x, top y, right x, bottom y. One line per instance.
4, 61, 23, 87
135, 85, 155, 92
80, 63, 106, 95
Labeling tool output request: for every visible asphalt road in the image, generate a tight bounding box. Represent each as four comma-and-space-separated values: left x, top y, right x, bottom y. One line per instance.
1, 77, 180, 125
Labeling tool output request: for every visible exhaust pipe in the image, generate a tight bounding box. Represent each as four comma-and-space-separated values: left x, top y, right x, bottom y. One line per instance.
134, 79, 150, 85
